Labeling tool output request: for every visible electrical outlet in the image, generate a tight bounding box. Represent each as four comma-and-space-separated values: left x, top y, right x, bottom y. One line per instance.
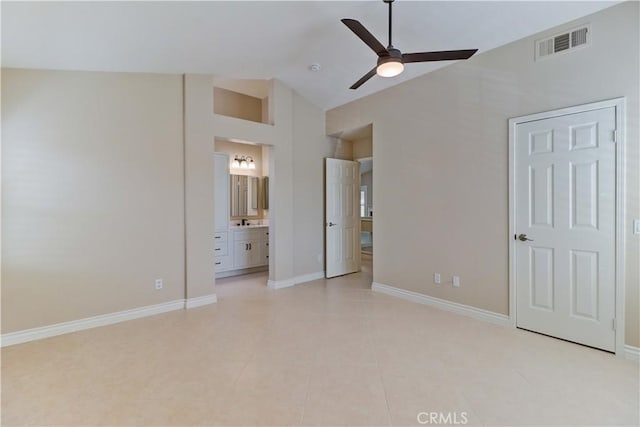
434, 273, 441, 284
155, 279, 163, 290
452, 276, 460, 287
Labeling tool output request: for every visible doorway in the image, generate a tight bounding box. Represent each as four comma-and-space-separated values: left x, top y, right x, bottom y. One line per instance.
325, 123, 373, 279
214, 139, 272, 287
509, 98, 626, 354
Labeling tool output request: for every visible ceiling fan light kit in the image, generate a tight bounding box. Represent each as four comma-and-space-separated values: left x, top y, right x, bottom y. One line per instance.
342, 0, 478, 89
376, 49, 404, 77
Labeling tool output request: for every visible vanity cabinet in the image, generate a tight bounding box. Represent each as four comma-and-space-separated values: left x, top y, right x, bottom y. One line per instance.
215, 226, 269, 275
214, 231, 233, 271
232, 227, 269, 269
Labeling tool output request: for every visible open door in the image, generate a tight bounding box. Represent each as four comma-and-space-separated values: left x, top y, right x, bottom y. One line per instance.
325, 158, 360, 278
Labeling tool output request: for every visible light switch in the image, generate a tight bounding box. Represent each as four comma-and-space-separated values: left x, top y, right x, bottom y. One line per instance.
634, 219, 640, 235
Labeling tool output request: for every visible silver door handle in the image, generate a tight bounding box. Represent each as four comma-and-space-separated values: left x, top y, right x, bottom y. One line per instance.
328, 222, 337, 227
517, 234, 534, 242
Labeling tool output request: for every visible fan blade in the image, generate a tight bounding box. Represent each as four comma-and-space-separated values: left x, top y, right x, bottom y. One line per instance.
402, 49, 478, 63
350, 67, 377, 90
341, 19, 388, 57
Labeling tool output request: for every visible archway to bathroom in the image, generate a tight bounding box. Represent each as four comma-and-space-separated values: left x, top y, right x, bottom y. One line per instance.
214, 137, 273, 294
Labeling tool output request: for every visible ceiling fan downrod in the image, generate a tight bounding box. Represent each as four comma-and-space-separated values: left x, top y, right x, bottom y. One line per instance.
386, 0, 393, 48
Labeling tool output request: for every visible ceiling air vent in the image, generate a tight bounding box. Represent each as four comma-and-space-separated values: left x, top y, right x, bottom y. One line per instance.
535, 24, 590, 61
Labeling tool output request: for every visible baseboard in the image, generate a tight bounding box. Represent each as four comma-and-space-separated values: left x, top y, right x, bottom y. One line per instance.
267, 278, 295, 289
294, 271, 325, 285
185, 294, 218, 309
371, 282, 511, 327
268, 271, 325, 290
624, 345, 639, 361
216, 265, 268, 279
1, 299, 186, 347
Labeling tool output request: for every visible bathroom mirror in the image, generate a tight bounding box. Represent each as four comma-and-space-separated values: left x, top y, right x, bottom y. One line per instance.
358, 158, 373, 218
230, 175, 260, 217
262, 176, 269, 210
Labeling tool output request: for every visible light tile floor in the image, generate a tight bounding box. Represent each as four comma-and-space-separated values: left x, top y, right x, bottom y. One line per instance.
2, 257, 638, 426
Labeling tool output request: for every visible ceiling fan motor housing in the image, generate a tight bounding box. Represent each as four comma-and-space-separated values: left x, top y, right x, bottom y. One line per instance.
377, 48, 402, 66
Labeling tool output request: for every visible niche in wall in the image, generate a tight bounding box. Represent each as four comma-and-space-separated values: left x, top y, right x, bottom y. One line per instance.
213, 78, 271, 124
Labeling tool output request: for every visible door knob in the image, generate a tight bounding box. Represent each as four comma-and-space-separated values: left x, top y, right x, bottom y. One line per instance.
517, 233, 534, 242
328, 222, 337, 227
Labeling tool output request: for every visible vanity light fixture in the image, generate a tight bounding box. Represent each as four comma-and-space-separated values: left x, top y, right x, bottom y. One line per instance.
232, 155, 256, 170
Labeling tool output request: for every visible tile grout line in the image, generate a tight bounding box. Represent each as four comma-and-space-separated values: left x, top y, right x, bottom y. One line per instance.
297, 362, 314, 427
366, 297, 394, 427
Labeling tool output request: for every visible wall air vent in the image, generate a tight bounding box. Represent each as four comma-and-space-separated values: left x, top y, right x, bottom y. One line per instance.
535, 24, 590, 61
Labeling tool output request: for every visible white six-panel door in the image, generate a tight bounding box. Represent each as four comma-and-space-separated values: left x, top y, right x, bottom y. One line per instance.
325, 158, 360, 278
515, 107, 617, 351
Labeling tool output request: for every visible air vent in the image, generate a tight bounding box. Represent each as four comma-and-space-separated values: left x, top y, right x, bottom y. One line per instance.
554, 33, 570, 52
571, 27, 588, 47
535, 24, 590, 61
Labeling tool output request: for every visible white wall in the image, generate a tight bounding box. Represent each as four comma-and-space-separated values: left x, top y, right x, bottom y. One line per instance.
1, 69, 185, 333
326, 2, 639, 346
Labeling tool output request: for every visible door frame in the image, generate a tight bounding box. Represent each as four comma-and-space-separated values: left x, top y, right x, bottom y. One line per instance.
508, 97, 626, 356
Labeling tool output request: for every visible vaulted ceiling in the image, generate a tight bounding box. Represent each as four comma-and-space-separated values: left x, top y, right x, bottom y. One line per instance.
1, 1, 618, 109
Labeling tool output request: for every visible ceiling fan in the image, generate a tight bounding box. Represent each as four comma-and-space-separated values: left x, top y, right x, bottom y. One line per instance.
341, 0, 478, 89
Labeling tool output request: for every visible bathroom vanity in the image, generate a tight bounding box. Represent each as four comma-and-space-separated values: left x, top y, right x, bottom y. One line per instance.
214, 226, 269, 276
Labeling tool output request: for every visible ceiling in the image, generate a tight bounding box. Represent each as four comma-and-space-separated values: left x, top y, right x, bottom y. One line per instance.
1, 1, 618, 110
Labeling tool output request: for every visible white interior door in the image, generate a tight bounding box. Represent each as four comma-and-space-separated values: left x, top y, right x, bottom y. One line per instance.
515, 107, 617, 351
325, 158, 360, 278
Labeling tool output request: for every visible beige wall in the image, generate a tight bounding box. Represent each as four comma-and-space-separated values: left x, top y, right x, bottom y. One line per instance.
1, 69, 185, 333
2, 70, 332, 335
327, 2, 639, 347
352, 136, 372, 159
215, 140, 264, 177
213, 87, 263, 124
332, 139, 353, 160
292, 93, 334, 276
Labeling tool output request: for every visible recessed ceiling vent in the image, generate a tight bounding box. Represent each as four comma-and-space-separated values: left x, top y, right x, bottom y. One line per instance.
535, 24, 590, 61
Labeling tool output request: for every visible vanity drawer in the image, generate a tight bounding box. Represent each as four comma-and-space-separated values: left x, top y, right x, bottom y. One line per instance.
233, 227, 269, 241
214, 231, 228, 243
214, 255, 233, 271
214, 240, 228, 256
